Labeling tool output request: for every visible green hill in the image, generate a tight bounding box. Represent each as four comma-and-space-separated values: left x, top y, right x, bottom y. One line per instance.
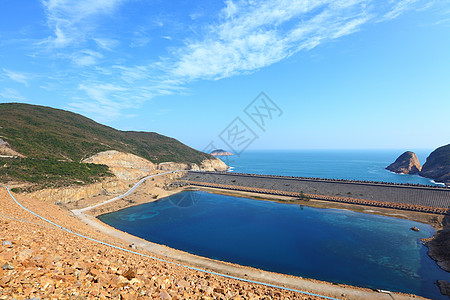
0, 103, 213, 191
0, 103, 212, 164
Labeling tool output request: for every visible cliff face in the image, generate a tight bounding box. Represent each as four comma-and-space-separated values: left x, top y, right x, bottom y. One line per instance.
27, 178, 130, 204
28, 151, 228, 203
420, 144, 450, 185
82, 150, 156, 180
386, 151, 422, 174
157, 158, 228, 172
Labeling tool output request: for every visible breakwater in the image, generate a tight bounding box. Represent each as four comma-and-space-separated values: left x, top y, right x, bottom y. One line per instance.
180, 171, 450, 214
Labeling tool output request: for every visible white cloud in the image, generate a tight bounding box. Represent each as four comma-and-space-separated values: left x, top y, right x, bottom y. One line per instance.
72, 50, 103, 66
2, 69, 30, 86
0, 88, 27, 101
94, 38, 119, 51
41, 0, 126, 48
40, 0, 434, 121
382, 0, 421, 21
162, 0, 421, 83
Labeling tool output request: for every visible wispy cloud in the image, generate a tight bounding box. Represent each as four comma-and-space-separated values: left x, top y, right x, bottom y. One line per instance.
2, 69, 30, 86
163, 1, 399, 82
94, 38, 119, 51
71, 50, 103, 66
41, 0, 126, 48
0, 88, 27, 101
38, 0, 435, 121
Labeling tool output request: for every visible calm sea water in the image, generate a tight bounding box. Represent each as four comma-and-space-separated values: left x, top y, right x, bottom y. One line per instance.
99, 191, 450, 299
220, 150, 441, 185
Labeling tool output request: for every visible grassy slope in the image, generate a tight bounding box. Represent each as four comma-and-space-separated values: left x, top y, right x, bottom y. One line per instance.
0, 157, 113, 192
0, 103, 212, 164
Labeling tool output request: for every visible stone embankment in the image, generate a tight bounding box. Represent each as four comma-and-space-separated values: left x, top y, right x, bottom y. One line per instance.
0, 189, 324, 300
182, 172, 450, 210
181, 181, 449, 215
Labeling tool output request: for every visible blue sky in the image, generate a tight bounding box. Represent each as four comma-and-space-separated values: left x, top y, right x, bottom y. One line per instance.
0, 0, 449, 152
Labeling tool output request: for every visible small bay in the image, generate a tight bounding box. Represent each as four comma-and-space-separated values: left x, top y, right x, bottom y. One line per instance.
99, 191, 450, 299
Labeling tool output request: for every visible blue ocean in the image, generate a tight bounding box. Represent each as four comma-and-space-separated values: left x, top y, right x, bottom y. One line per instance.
221, 149, 441, 185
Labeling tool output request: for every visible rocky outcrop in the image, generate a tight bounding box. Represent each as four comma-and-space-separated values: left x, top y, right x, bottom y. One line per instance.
426, 215, 450, 272
197, 158, 229, 171
210, 149, 234, 156
420, 144, 450, 185
82, 150, 156, 180
84, 151, 228, 178
386, 151, 421, 174
27, 178, 130, 204
0, 137, 24, 157
157, 158, 228, 172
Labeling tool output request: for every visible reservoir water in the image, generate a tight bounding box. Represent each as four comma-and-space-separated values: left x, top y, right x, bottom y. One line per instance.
99, 191, 450, 299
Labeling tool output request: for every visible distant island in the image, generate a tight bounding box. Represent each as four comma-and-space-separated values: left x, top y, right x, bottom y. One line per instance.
388, 144, 450, 186
210, 149, 234, 156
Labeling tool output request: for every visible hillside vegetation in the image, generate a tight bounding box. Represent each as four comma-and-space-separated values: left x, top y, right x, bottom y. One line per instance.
0, 103, 214, 191
0, 157, 113, 192
0, 103, 212, 164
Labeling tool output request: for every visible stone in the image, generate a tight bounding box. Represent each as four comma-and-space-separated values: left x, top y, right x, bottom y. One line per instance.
122, 267, 136, 280
437, 280, 450, 297
159, 291, 171, 300
213, 287, 225, 294
89, 268, 100, 277
39, 277, 54, 290
18, 249, 33, 260
2, 263, 13, 270
117, 275, 129, 288
411, 227, 420, 232
2, 241, 12, 247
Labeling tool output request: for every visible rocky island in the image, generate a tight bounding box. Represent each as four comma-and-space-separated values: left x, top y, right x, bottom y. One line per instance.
210, 149, 234, 156
420, 144, 450, 186
386, 151, 422, 174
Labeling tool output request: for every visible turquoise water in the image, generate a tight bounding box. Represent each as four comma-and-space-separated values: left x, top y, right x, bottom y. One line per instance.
99, 191, 450, 299
221, 150, 442, 185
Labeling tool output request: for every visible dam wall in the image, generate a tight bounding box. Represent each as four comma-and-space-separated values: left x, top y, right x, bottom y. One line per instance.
181, 171, 450, 212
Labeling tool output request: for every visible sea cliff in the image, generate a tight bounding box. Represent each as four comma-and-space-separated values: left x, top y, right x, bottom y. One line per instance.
420, 144, 450, 186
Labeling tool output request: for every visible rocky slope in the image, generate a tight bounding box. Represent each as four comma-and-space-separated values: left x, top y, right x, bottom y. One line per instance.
420, 144, 450, 185
83, 151, 157, 181
386, 151, 422, 174
0, 189, 311, 300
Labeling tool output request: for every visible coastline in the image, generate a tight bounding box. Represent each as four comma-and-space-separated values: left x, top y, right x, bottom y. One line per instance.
68, 174, 449, 298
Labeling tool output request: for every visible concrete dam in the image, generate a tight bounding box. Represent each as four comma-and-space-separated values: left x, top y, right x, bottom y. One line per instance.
180, 171, 450, 214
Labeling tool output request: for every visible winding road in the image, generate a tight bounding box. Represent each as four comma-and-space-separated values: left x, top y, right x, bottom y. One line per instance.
71, 170, 186, 216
